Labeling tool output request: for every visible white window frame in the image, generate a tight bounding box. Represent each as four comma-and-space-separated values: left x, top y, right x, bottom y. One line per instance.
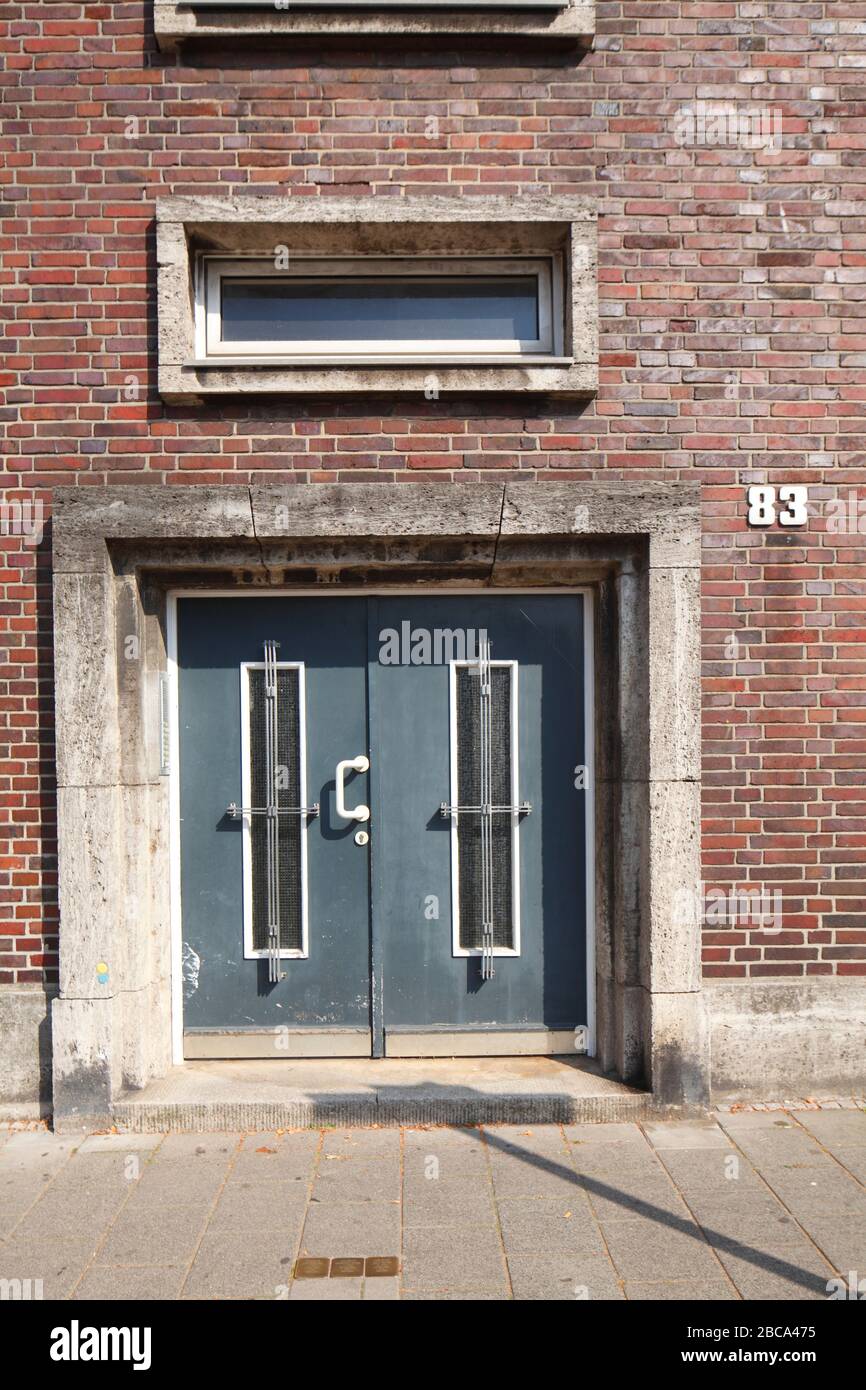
239, 659, 310, 962
195, 253, 563, 365
448, 658, 522, 960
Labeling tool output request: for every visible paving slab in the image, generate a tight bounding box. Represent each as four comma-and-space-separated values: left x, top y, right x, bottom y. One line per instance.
298, 1200, 401, 1258
0, 1237, 97, 1299
182, 1229, 296, 1299
565, 1122, 648, 1146
402, 1289, 510, 1300
209, 1180, 309, 1231
289, 1277, 363, 1300
401, 1225, 508, 1293
73, 1265, 188, 1301
160, 1134, 239, 1158
497, 1197, 605, 1256
652, 1147, 761, 1185
0, 1128, 77, 1173
77, 1134, 164, 1155
717, 1112, 800, 1131
403, 1125, 486, 1154
0, 1131, 79, 1162
124, 1157, 230, 1209
98, 1204, 209, 1266
14, 1181, 132, 1245
312, 1158, 401, 1204
602, 1220, 723, 1283
0, 1171, 59, 1237
758, 1168, 866, 1218
827, 1149, 866, 1185
582, 1174, 695, 1225
715, 1244, 837, 1300
794, 1215, 866, 1273
402, 1176, 498, 1227
626, 1280, 739, 1300
567, 1143, 664, 1177
507, 1253, 624, 1301
321, 1129, 401, 1159
643, 1120, 730, 1150
794, 1111, 866, 1146
361, 1276, 401, 1300
689, 1202, 803, 1249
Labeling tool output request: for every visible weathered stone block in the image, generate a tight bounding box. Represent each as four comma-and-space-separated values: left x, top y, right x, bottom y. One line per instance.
641, 780, 702, 995
708, 979, 866, 1099
0, 990, 55, 1114
643, 990, 710, 1107
648, 566, 701, 783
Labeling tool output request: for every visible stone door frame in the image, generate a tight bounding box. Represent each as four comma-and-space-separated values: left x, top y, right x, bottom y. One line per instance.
51, 481, 705, 1125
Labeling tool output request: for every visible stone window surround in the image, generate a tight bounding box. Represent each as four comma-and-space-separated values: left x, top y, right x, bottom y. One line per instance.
153, 2, 596, 53
157, 194, 598, 401
50, 480, 705, 1127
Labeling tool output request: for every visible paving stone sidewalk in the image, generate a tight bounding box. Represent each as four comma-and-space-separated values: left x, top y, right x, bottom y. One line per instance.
1, 1110, 865, 1300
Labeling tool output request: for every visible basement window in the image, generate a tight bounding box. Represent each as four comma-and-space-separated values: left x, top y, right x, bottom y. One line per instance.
197, 255, 564, 366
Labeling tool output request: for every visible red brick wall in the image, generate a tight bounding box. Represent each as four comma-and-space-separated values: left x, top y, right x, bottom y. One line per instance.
1, 2, 864, 988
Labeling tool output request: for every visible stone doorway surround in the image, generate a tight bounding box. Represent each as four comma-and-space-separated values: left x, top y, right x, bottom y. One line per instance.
50, 480, 704, 1127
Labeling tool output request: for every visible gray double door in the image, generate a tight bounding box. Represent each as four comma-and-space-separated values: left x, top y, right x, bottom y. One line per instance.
177, 593, 588, 1057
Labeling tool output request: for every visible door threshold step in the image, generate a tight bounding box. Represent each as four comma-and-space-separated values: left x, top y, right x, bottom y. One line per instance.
108, 1057, 663, 1133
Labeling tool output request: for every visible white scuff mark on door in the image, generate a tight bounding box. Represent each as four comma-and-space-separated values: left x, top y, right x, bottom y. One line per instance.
181, 942, 201, 997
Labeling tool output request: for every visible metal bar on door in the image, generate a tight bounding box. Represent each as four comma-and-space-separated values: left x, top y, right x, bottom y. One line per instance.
264, 639, 281, 983
444, 636, 539, 978
224, 642, 319, 984
440, 642, 531, 977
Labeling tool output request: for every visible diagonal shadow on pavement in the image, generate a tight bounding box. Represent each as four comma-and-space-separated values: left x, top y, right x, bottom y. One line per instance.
480, 1129, 833, 1296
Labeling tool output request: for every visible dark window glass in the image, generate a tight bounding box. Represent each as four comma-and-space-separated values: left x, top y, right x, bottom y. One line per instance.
221, 276, 539, 345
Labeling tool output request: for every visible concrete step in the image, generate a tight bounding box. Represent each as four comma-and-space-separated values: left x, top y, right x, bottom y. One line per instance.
111, 1056, 659, 1132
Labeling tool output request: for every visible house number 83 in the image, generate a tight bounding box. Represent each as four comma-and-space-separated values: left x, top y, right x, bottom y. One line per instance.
746, 485, 809, 527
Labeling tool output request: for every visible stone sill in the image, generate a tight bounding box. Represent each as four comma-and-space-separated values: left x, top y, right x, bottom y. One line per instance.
154, 2, 595, 52
159, 360, 595, 400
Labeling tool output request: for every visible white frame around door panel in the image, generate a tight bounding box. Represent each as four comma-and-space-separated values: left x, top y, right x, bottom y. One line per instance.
239, 660, 310, 963
166, 588, 594, 1065
449, 659, 522, 960
197, 254, 562, 364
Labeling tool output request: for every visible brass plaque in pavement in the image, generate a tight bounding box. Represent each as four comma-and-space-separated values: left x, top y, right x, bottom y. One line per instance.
365, 1256, 400, 1278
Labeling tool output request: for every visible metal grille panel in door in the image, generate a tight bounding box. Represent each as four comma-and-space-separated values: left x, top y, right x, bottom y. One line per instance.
249, 666, 303, 953
455, 664, 514, 951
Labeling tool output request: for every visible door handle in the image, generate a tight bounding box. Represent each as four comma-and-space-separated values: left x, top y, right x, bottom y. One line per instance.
335, 755, 370, 823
